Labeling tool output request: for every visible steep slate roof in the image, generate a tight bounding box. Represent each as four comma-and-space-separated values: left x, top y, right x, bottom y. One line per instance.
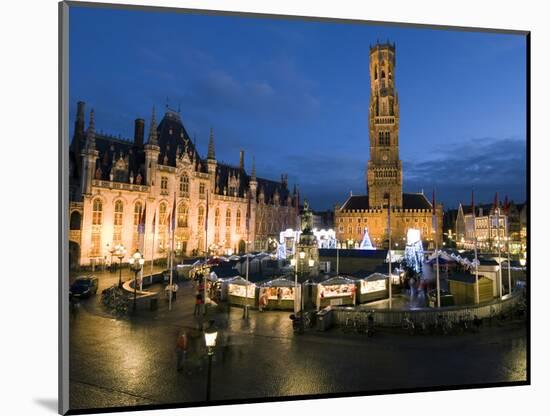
71, 105, 296, 205
340, 193, 432, 211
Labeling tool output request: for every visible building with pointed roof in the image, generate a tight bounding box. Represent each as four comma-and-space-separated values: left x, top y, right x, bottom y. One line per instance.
68, 103, 299, 268
334, 43, 443, 250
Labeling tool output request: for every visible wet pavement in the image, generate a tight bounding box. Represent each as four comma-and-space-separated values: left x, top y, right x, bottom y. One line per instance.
68, 267, 527, 411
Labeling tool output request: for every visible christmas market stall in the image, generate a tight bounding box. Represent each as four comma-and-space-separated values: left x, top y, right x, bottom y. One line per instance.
227, 276, 257, 307
355, 272, 389, 303
448, 273, 494, 305
315, 276, 357, 309
258, 277, 300, 311
208, 266, 241, 302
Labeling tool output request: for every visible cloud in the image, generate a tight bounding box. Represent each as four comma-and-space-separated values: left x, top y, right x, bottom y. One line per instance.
403, 137, 526, 207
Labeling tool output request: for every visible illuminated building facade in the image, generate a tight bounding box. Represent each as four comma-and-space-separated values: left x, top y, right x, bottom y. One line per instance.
68, 102, 299, 268
335, 42, 443, 249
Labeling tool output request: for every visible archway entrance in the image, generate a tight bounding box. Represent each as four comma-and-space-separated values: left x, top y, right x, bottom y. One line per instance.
238, 239, 246, 255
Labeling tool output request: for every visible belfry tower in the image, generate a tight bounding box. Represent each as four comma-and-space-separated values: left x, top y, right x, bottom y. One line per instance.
367, 42, 403, 209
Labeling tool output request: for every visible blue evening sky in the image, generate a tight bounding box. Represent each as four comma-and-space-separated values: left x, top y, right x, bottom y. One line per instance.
69, 6, 527, 211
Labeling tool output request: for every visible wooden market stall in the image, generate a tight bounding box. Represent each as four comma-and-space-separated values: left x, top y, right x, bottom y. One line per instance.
448, 273, 494, 305
226, 276, 257, 307
316, 276, 357, 309
258, 277, 300, 311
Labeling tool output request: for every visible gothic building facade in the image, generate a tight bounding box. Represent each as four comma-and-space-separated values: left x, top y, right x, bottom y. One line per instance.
335, 43, 443, 249
68, 102, 299, 268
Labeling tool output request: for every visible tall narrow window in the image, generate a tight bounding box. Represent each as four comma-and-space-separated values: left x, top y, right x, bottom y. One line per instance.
198, 206, 205, 227
92, 198, 103, 225
180, 174, 189, 196
236, 209, 241, 229
177, 203, 188, 228
133, 202, 142, 226
226, 209, 231, 227
199, 183, 206, 199
161, 176, 168, 191
159, 202, 167, 225
214, 208, 220, 227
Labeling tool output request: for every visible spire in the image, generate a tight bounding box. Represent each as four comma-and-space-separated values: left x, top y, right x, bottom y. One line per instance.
251, 157, 256, 181
86, 109, 96, 149
147, 106, 158, 146
207, 127, 215, 160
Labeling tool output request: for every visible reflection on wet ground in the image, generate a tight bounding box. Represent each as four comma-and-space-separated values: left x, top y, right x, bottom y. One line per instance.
69, 267, 527, 411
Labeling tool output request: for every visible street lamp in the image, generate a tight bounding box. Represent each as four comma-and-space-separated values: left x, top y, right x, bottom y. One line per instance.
128, 250, 145, 312
204, 323, 218, 402
107, 243, 116, 273
115, 244, 127, 288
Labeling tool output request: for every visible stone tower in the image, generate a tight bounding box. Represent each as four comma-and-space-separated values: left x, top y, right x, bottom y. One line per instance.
366, 42, 403, 209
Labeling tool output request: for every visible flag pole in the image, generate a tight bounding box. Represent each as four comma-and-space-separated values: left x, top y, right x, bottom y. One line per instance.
495, 193, 503, 299
472, 191, 479, 304
504, 197, 512, 295
387, 193, 392, 310
433, 190, 440, 308
203, 190, 209, 316
150, 211, 156, 288
169, 192, 176, 311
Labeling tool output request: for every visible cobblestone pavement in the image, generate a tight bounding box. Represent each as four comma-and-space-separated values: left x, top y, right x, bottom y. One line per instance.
68, 269, 527, 412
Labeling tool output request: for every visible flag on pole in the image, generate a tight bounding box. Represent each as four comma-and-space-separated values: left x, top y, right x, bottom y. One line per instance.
205, 190, 209, 235
246, 188, 251, 233
171, 192, 177, 233
432, 189, 437, 230
151, 209, 156, 235
138, 202, 146, 235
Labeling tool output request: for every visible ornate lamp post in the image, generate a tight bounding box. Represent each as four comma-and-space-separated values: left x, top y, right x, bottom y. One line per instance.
128, 250, 145, 312
107, 243, 116, 273
115, 244, 127, 288
204, 323, 218, 402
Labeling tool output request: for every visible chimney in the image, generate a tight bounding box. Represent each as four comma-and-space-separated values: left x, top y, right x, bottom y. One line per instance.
134, 118, 145, 147
239, 150, 245, 169
75, 101, 86, 137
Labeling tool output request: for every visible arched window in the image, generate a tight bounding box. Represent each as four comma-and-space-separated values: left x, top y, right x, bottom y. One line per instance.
236, 209, 241, 228
115, 199, 124, 225
134, 202, 142, 226
198, 205, 205, 227
92, 198, 103, 225
159, 202, 167, 225
70, 211, 81, 230
180, 174, 189, 196
374, 65, 378, 80
381, 70, 386, 79
114, 200, 124, 226
214, 208, 220, 227
177, 203, 188, 228
226, 208, 231, 227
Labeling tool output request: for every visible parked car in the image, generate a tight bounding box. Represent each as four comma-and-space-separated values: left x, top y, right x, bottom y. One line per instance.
70, 276, 99, 299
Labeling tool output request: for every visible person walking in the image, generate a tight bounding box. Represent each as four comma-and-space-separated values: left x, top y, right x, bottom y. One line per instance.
194, 291, 203, 316
176, 331, 188, 371
172, 283, 179, 301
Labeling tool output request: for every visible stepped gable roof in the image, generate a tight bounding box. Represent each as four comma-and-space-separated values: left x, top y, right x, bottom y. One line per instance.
340, 193, 433, 211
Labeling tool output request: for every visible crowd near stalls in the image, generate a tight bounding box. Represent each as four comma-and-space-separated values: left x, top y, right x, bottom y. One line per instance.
258, 277, 300, 311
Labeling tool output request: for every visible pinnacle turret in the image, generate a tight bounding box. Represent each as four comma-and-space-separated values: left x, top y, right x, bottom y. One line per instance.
207, 127, 215, 160
147, 106, 158, 146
